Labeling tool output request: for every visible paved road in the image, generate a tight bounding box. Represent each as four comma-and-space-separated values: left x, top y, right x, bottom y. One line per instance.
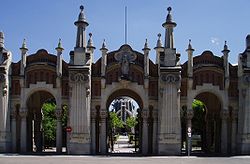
0, 155, 250, 164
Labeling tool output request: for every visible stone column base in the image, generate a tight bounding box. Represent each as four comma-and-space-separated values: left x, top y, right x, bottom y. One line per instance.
67, 142, 91, 154
158, 143, 181, 155
67, 133, 91, 154
0, 132, 12, 152
0, 141, 12, 153
238, 143, 250, 154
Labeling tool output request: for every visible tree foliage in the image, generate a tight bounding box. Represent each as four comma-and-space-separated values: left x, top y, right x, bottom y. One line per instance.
41, 102, 68, 147
42, 102, 56, 146
192, 99, 206, 134
109, 112, 124, 128
126, 116, 138, 128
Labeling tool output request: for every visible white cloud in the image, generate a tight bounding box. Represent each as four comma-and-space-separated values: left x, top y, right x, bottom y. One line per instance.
211, 37, 220, 45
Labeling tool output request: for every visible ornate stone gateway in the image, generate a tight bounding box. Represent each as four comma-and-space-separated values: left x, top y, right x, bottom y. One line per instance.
0, 6, 249, 156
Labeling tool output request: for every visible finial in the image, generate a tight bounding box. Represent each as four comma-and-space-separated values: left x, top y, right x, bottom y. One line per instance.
22, 38, 27, 49
80, 5, 84, 12
58, 38, 62, 48
158, 33, 161, 38
167, 7, 172, 14
75, 5, 88, 24
164, 6, 175, 24
56, 38, 64, 51
20, 38, 28, 51
144, 39, 149, 48
100, 39, 108, 51
87, 33, 95, 49
222, 40, 230, 53
186, 39, 194, 52
143, 38, 150, 51
156, 33, 163, 48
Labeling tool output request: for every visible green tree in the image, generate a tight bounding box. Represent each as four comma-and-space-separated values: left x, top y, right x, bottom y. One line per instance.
126, 116, 138, 129
42, 102, 56, 146
109, 112, 124, 128
192, 99, 206, 133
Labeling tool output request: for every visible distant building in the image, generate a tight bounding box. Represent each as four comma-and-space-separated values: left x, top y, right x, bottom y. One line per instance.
0, 5, 250, 156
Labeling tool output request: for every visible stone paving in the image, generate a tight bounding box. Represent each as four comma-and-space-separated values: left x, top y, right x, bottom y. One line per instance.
1, 155, 250, 164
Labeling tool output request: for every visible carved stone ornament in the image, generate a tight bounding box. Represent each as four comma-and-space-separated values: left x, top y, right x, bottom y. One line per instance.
70, 72, 88, 83
161, 74, 180, 83
10, 110, 17, 119
100, 110, 108, 119
19, 110, 28, 118
114, 46, 137, 76
55, 109, 62, 119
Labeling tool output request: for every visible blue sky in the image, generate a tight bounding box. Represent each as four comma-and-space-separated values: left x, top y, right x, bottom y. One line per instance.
1, 0, 250, 64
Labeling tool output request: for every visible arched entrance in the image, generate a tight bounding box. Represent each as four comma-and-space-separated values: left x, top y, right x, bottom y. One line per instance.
26, 91, 56, 152
105, 89, 145, 154
183, 92, 222, 155
194, 92, 222, 154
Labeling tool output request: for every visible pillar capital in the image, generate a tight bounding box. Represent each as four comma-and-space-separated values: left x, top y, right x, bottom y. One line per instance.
19, 110, 28, 118
220, 109, 229, 120
55, 109, 62, 119
141, 109, 149, 119
10, 110, 17, 119
100, 110, 107, 119
152, 110, 158, 120
232, 109, 238, 121
91, 109, 96, 119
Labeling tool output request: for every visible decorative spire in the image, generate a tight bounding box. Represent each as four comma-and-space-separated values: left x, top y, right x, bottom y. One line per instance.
78, 5, 87, 22
20, 38, 28, 51
164, 7, 176, 26
166, 7, 172, 22
186, 39, 194, 52
74, 5, 89, 48
0, 31, 4, 48
143, 39, 150, 51
162, 6, 177, 49
56, 38, 64, 51
156, 33, 163, 48
87, 33, 95, 49
222, 40, 230, 53
100, 39, 108, 51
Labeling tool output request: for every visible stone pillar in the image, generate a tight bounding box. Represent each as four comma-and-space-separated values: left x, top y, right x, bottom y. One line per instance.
91, 109, 96, 154
11, 110, 17, 152
221, 109, 229, 154
152, 110, 158, 154
19, 109, 27, 153
231, 109, 238, 155
99, 110, 107, 154
158, 72, 181, 155
142, 109, 148, 155
186, 109, 193, 155
55, 108, 62, 153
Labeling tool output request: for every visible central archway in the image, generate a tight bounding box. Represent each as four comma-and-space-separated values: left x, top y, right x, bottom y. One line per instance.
106, 89, 143, 154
